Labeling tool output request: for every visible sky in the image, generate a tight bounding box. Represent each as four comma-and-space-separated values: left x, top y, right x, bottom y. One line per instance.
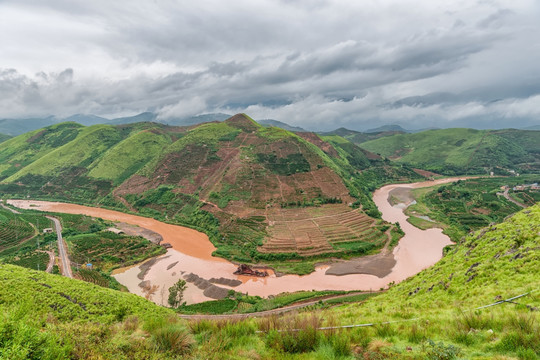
0, 0, 539, 131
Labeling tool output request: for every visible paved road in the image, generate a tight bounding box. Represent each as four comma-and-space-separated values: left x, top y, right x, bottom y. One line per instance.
46, 216, 73, 278
503, 188, 526, 208
0, 201, 21, 214
178, 291, 376, 320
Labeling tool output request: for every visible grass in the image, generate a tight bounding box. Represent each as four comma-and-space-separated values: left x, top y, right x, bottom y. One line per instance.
88, 129, 172, 184
403, 176, 539, 240
176, 203, 539, 359
0, 264, 198, 359
360, 128, 539, 175
406, 215, 439, 230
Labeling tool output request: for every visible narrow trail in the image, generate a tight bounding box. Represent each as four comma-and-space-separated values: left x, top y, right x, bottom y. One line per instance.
178, 291, 376, 320
37, 250, 55, 273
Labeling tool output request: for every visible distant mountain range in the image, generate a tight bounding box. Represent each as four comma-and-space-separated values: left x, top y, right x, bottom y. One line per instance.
2, 112, 537, 137
257, 119, 307, 132
0, 112, 299, 136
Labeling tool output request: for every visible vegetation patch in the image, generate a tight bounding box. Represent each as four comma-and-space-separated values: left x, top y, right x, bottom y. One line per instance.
255, 152, 311, 176
405, 176, 539, 240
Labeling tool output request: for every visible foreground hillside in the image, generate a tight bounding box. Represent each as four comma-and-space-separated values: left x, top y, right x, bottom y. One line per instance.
0, 114, 422, 272
1, 203, 537, 359
182, 203, 539, 359
359, 128, 540, 175
0, 264, 195, 359
0, 133, 10, 143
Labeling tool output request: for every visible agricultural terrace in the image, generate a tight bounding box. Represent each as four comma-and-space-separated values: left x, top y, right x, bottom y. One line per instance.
260, 204, 388, 256
0, 206, 56, 272
66, 231, 166, 272
0, 209, 35, 251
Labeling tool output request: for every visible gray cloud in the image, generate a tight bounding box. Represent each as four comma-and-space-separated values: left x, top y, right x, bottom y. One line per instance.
0, 0, 539, 130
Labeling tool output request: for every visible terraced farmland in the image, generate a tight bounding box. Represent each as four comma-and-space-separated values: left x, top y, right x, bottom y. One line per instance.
0, 210, 36, 251
260, 204, 388, 256
66, 231, 166, 272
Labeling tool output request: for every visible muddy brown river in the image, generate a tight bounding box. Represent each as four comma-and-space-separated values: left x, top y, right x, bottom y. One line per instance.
8, 177, 468, 305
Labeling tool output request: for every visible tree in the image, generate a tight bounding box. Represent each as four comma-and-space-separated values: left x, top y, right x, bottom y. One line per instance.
168, 279, 187, 308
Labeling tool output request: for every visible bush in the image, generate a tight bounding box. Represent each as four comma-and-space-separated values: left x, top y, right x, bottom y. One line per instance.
263, 314, 322, 353
150, 323, 194, 356
0, 311, 71, 359
425, 339, 461, 360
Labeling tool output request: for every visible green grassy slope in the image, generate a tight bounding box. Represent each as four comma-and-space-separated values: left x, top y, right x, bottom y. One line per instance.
0, 133, 11, 143
0, 122, 83, 180
359, 128, 539, 175
183, 204, 539, 359
88, 128, 172, 185
5, 125, 125, 182
0, 264, 196, 359
327, 203, 540, 358
0, 263, 172, 322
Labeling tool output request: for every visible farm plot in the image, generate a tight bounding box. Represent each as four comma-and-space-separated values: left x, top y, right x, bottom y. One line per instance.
0, 209, 36, 251
260, 204, 388, 256
66, 231, 166, 272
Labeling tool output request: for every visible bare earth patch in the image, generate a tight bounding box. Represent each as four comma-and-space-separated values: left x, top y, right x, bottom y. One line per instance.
325, 251, 396, 278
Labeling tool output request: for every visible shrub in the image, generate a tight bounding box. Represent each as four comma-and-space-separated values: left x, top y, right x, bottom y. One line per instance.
425, 339, 461, 360
264, 314, 322, 353
150, 323, 194, 356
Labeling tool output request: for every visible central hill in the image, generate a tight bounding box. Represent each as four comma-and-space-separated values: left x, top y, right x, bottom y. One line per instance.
0, 114, 421, 272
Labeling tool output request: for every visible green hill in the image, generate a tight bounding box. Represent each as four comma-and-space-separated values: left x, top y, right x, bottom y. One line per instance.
179, 204, 539, 359
321, 127, 404, 144
359, 128, 540, 174
0, 133, 10, 143
0, 264, 195, 359
0, 114, 422, 273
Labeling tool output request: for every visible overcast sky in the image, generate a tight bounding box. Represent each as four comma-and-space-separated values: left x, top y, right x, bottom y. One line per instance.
1, 0, 539, 130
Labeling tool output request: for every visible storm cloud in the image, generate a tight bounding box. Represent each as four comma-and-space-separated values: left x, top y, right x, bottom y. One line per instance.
0, 0, 539, 130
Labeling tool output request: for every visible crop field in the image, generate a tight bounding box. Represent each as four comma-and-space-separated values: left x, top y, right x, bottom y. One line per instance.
0, 209, 36, 251
7, 250, 49, 271
260, 204, 387, 256
406, 176, 539, 240
66, 231, 166, 271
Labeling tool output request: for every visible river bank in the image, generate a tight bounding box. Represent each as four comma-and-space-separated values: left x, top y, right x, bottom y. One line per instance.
8, 176, 466, 305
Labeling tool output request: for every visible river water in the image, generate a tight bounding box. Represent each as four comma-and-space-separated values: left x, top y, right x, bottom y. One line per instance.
8, 177, 466, 305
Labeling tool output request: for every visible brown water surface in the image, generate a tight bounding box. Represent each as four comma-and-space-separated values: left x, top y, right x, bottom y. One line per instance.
8, 177, 469, 304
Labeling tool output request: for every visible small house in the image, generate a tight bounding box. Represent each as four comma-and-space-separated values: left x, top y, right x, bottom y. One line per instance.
43, 228, 53, 234
106, 227, 124, 234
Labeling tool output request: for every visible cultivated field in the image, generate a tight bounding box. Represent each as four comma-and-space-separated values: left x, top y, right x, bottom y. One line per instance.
260, 204, 387, 256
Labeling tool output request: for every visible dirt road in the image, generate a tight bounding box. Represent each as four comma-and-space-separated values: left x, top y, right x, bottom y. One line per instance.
37, 250, 55, 273
46, 216, 72, 278
178, 291, 374, 320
